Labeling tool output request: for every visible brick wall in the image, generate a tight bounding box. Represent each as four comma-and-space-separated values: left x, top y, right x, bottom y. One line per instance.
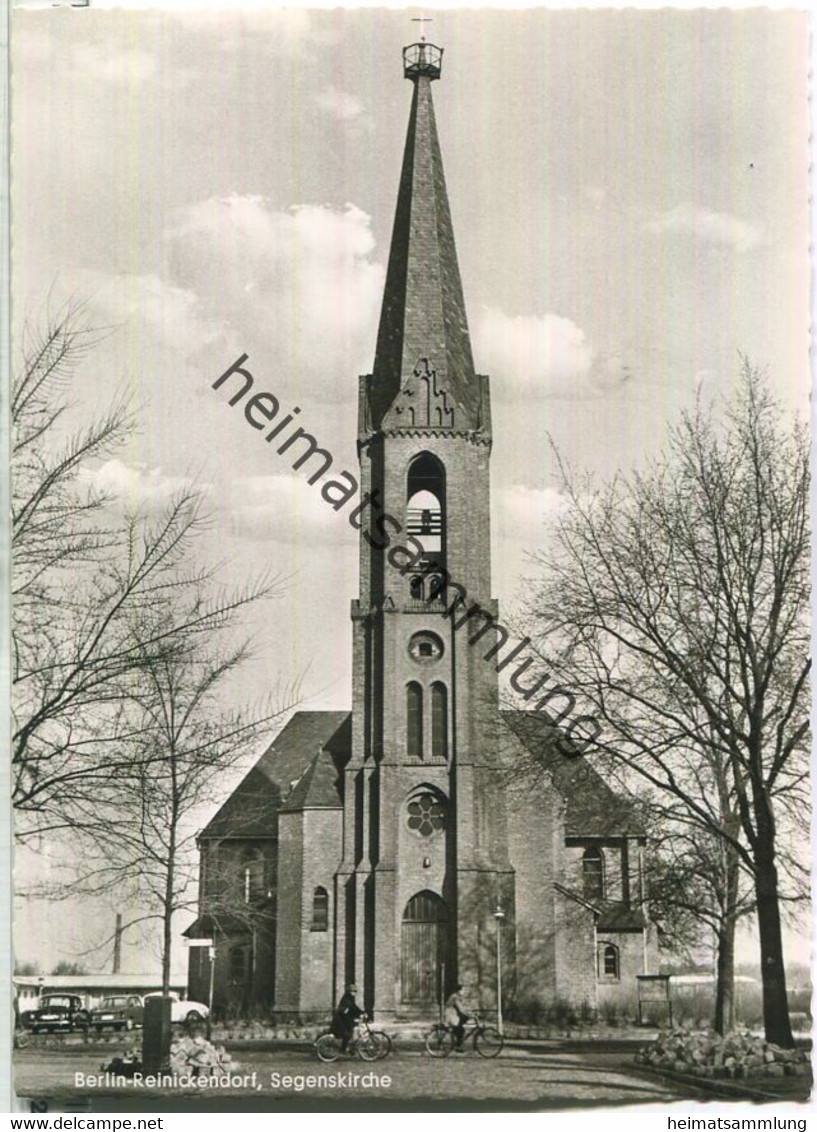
505, 773, 559, 1008
298, 809, 343, 1016
274, 812, 304, 1011
596, 931, 645, 1012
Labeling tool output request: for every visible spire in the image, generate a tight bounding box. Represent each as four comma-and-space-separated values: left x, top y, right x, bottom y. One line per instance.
369, 42, 484, 432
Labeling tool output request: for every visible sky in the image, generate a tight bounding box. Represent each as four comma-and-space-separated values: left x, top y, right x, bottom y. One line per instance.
11, 7, 811, 973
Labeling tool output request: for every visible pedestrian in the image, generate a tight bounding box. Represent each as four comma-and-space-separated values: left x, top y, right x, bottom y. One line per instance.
444, 984, 471, 1052
331, 983, 364, 1052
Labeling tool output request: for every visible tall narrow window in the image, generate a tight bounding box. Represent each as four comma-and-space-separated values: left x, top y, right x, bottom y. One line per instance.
311, 887, 329, 931
410, 576, 424, 601
598, 942, 619, 980
242, 848, 265, 903
407, 682, 423, 760
431, 682, 448, 760
582, 847, 605, 902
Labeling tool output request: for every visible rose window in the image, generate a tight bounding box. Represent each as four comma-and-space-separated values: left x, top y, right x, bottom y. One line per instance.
407, 792, 446, 836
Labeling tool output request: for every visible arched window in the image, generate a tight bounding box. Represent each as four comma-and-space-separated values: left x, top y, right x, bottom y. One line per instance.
582, 847, 605, 902
311, 887, 329, 931
598, 942, 619, 981
407, 682, 423, 760
242, 848, 265, 903
410, 576, 424, 601
406, 454, 446, 570
426, 574, 445, 603
431, 682, 448, 760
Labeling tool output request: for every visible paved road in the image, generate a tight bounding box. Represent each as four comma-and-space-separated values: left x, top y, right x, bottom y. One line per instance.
13, 1046, 705, 1111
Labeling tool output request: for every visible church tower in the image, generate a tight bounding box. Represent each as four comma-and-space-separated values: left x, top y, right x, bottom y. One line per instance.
335, 39, 515, 1019
190, 37, 651, 1023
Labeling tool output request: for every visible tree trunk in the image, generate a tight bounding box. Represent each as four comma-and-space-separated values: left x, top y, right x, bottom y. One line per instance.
162, 820, 177, 997
162, 868, 173, 999
754, 854, 794, 1047
713, 921, 736, 1035
713, 842, 739, 1035
162, 754, 179, 998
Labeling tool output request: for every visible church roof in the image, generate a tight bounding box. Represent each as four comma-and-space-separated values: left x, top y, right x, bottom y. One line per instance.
596, 904, 647, 933
501, 710, 644, 838
280, 748, 344, 812
369, 63, 483, 430
199, 711, 350, 840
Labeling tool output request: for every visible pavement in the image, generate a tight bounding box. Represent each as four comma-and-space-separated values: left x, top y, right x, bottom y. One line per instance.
12, 1043, 777, 1112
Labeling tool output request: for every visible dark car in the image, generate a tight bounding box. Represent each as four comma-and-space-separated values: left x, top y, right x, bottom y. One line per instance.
21, 993, 91, 1034
90, 995, 144, 1032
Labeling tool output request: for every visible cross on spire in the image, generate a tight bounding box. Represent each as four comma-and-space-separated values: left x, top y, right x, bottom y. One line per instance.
411, 14, 433, 42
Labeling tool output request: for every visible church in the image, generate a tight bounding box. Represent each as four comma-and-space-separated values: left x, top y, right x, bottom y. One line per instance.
185, 40, 652, 1022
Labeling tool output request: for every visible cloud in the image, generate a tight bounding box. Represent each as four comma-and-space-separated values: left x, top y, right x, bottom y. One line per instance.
79, 459, 198, 505
314, 86, 365, 122
477, 308, 594, 388
475, 308, 635, 400
475, 308, 602, 399
645, 203, 764, 253
167, 197, 384, 396
495, 485, 566, 542
224, 473, 357, 545
77, 272, 224, 356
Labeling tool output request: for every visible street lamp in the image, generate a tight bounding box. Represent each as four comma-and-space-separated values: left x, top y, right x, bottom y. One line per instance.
207, 945, 216, 1040
494, 905, 505, 1035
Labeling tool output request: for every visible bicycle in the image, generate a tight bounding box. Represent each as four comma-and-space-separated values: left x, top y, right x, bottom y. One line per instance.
424, 1013, 503, 1059
315, 1015, 391, 1062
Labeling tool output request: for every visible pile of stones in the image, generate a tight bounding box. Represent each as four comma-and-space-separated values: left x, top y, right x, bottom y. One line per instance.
635, 1026, 811, 1079
170, 1033, 237, 1078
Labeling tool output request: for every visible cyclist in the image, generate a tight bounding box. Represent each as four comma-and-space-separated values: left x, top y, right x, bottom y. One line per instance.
444, 984, 471, 1052
331, 982, 364, 1052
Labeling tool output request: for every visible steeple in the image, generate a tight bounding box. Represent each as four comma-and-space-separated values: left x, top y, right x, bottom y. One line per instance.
369, 41, 485, 432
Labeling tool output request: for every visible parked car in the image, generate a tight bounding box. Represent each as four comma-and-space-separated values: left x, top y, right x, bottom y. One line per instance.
21, 994, 91, 1034
142, 991, 209, 1024
90, 995, 144, 1032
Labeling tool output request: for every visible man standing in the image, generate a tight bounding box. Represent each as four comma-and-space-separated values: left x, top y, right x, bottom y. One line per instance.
331, 983, 364, 1052
444, 984, 471, 1052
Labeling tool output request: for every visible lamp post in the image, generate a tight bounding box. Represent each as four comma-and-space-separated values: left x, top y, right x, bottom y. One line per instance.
494, 905, 505, 1035
207, 945, 216, 1040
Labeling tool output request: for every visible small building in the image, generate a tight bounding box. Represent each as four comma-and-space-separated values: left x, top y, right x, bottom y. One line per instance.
14, 973, 187, 1013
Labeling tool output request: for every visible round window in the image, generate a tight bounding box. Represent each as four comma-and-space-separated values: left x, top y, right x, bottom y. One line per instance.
408, 631, 444, 662
407, 792, 446, 836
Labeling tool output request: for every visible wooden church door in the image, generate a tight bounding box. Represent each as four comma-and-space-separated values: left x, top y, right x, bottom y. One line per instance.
401, 891, 447, 1004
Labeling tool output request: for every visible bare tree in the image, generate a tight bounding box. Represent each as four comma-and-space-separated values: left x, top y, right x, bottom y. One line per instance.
64, 578, 294, 996
641, 810, 754, 1033
11, 308, 279, 846
522, 361, 809, 1046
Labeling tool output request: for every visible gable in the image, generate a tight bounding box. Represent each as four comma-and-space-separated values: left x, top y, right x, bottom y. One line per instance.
501, 710, 643, 838
200, 710, 351, 840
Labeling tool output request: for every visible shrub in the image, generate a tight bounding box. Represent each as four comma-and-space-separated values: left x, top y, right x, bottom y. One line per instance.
506, 996, 547, 1026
